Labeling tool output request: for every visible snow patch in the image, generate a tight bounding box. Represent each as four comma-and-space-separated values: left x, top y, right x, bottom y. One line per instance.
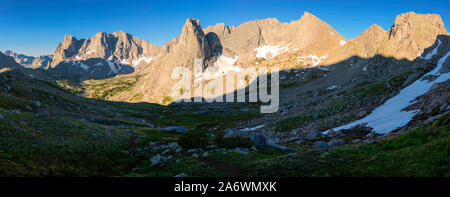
327, 85, 339, 90
132, 56, 153, 66
327, 50, 450, 134
420, 39, 441, 60
318, 67, 330, 71
79, 62, 89, 71
195, 55, 240, 82
297, 55, 328, 66
120, 59, 130, 65
240, 125, 265, 132
254, 46, 289, 59
107, 61, 120, 74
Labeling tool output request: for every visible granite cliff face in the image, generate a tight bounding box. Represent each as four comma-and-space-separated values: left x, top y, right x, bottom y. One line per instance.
51, 31, 160, 68
48, 31, 161, 81
133, 19, 215, 102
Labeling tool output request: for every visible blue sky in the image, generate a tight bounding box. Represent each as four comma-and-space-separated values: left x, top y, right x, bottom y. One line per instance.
0, 0, 448, 56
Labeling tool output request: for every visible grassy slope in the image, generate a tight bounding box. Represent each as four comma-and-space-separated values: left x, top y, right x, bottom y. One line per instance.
247, 113, 450, 177
0, 69, 448, 177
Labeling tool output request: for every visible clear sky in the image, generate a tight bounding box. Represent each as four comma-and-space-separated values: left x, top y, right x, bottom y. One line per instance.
0, 0, 448, 56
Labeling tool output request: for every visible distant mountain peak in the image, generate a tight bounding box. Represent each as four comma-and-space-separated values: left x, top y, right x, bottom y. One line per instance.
368, 24, 385, 31
2, 50, 52, 69
51, 31, 160, 69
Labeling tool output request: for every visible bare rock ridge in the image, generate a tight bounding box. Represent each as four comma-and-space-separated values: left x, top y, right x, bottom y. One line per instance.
3, 50, 53, 69
326, 12, 448, 64
203, 11, 345, 62
51, 31, 160, 68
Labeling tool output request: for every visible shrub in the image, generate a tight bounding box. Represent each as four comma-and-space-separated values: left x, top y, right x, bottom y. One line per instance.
178, 132, 210, 149
215, 134, 252, 148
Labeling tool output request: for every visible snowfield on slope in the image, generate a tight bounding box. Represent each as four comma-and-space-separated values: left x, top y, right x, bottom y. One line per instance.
327, 49, 450, 134
297, 55, 328, 66
420, 39, 441, 60
254, 46, 289, 59
195, 55, 240, 82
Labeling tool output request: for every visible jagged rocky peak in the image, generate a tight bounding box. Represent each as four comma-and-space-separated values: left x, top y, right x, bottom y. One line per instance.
181, 19, 208, 44
289, 11, 345, 52
389, 12, 448, 42
298, 11, 321, 22
175, 18, 213, 63
51, 33, 82, 67
385, 12, 448, 60
132, 18, 217, 103
354, 24, 387, 42
204, 23, 234, 37
51, 31, 160, 68
366, 24, 386, 34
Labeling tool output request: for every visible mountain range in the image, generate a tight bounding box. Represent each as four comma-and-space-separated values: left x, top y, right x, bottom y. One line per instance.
0, 10, 449, 177
2, 12, 448, 103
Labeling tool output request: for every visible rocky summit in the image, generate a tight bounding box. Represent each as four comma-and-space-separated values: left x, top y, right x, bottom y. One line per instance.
0, 9, 449, 179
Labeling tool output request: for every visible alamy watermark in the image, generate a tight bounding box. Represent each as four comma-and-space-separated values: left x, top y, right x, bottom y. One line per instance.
170, 58, 279, 113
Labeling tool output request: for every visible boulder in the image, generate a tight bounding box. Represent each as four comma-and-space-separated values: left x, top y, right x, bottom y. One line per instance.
168, 142, 179, 149
187, 148, 203, 153
160, 126, 188, 133
266, 139, 297, 152
150, 154, 167, 166
328, 138, 345, 147
314, 141, 329, 150
250, 134, 267, 150
305, 130, 323, 140
294, 140, 304, 145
